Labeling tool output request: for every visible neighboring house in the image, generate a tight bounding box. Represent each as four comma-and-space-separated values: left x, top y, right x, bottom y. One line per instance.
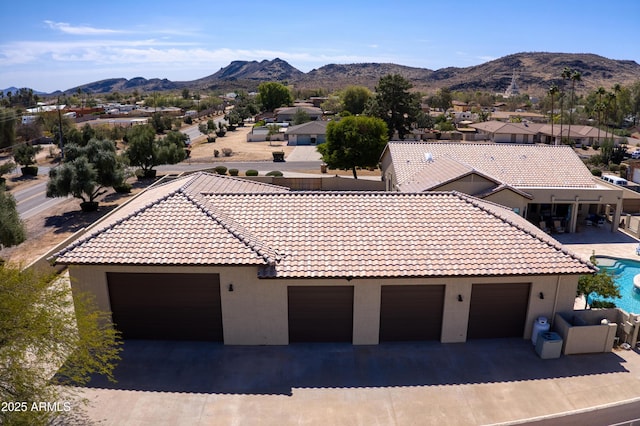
471, 121, 624, 145
285, 120, 328, 145
380, 142, 624, 233
470, 121, 540, 143
275, 106, 322, 122
54, 172, 593, 345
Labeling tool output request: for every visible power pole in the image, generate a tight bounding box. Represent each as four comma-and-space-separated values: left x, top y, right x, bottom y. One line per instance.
57, 101, 64, 159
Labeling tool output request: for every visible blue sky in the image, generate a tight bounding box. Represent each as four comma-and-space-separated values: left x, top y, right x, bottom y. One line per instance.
1, 0, 639, 93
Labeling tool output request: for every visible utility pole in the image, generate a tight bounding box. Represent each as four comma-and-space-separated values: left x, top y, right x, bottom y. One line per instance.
57, 100, 64, 159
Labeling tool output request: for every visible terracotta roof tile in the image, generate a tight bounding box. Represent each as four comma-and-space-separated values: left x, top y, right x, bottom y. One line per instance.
55, 173, 594, 278
387, 142, 596, 189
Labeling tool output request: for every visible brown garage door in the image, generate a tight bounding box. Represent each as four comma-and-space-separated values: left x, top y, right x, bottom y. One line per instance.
467, 283, 531, 339
379, 285, 445, 341
107, 272, 223, 341
288, 286, 354, 343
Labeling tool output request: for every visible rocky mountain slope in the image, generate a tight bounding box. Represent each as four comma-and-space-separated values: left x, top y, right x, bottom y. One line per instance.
61, 52, 640, 96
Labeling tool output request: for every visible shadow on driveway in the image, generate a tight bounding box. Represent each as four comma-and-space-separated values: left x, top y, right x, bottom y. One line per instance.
83, 339, 629, 395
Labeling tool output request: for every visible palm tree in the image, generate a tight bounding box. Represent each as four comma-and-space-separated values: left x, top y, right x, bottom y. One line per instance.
596, 87, 606, 143
559, 67, 572, 142
612, 83, 622, 129
548, 84, 559, 144
567, 70, 581, 144
607, 91, 616, 140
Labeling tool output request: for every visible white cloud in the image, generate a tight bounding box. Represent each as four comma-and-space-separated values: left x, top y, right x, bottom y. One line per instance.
44, 20, 124, 35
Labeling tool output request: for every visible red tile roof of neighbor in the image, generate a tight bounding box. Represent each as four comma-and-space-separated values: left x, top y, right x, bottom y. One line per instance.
385, 142, 597, 189
54, 172, 594, 278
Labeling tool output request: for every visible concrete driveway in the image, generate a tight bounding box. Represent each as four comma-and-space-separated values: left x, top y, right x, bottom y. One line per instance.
72, 339, 640, 425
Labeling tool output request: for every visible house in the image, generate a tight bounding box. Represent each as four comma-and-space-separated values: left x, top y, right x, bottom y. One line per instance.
470, 121, 624, 145
54, 172, 593, 345
285, 120, 328, 145
380, 142, 624, 233
470, 121, 540, 143
275, 106, 322, 122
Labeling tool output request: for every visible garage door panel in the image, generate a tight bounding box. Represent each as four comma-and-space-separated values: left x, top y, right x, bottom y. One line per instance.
288, 286, 354, 343
107, 272, 222, 341
380, 285, 445, 341
467, 283, 530, 339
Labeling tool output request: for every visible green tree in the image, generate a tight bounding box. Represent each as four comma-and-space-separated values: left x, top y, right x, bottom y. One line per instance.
427, 87, 453, 113
577, 253, 621, 309
149, 112, 174, 134
125, 125, 186, 177
595, 86, 607, 143
257, 82, 292, 112
0, 186, 26, 249
341, 85, 371, 115
317, 116, 388, 179
0, 265, 121, 425
0, 108, 17, 149
364, 74, 420, 140
13, 142, 42, 175
292, 108, 311, 125
47, 138, 125, 209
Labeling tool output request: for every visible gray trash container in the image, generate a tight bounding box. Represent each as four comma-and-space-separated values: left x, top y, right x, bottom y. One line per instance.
535, 331, 563, 359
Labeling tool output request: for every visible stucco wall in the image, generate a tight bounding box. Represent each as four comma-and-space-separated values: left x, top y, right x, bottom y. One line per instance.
68, 265, 580, 345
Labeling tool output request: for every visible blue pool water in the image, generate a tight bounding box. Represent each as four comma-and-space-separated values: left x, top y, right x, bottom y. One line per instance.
589, 257, 640, 314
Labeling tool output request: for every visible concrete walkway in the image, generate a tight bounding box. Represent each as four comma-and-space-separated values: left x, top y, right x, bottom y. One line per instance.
72, 339, 640, 426
285, 146, 323, 162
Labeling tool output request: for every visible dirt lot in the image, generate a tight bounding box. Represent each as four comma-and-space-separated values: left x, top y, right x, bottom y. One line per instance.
187, 124, 295, 162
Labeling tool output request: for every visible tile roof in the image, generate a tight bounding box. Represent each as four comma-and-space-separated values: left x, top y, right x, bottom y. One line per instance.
385, 142, 597, 189
470, 121, 539, 135
55, 175, 594, 278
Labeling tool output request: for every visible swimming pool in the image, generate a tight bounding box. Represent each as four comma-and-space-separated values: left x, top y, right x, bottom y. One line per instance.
590, 257, 640, 314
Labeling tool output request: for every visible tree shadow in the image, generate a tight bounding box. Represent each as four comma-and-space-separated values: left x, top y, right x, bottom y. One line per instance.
45, 204, 119, 234
80, 339, 630, 396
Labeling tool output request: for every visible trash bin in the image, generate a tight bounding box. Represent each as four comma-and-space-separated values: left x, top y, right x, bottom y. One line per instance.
532, 316, 550, 346
320, 163, 327, 173
535, 331, 563, 359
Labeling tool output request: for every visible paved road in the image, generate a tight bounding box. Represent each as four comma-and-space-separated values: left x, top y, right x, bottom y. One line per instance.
11, 167, 73, 220
522, 399, 640, 425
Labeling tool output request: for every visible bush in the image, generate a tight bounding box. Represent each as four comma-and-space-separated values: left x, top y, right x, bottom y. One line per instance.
214, 166, 227, 175
222, 148, 232, 157
265, 170, 283, 177
207, 136, 216, 143
228, 168, 239, 176
592, 141, 600, 150
113, 182, 132, 193
184, 116, 193, 125
214, 149, 220, 157
590, 300, 616, 309
591, 168, 602, 176
609, 163, 620, 172
581, 145, 589, 150
245, 169, 259, 176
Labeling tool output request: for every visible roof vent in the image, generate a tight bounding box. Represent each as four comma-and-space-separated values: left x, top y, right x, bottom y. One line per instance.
424, 152, 433, 162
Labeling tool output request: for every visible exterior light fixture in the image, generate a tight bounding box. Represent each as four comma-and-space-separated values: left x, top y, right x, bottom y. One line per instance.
228, 284, 234, 292
457, 294, 463, 302
539, 292, 544, 300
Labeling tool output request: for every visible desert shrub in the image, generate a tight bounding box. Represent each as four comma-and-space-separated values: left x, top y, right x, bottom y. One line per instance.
214, 149, 219, 157
592, 141, 600, 150
222, 148, 232, 157
609, 163, 620, 172
228, 168, 239, 176
265, 170, 283, 177
587, 154, 604, 165
245, 169, 259, 176
214, 166, 227, 175
581, 145, 589, 150
591, 168, 602, 176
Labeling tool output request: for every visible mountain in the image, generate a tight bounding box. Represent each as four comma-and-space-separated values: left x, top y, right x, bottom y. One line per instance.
2, 87, 47, 96
57, 52, 640, 96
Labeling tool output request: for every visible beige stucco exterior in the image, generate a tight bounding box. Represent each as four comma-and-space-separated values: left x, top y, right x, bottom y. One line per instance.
69, 264, 580, 345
